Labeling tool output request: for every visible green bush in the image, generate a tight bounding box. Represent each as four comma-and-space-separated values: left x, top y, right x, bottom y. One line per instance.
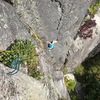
0, 39, 40, 79
9, 39, 37, 66
31, 68, 41, 80
70, 95, 78, 100
88, 0, 100, 14
73, 64, 84, 75
64, 77, 76, 92
59, 97, 67, 100
73, 52, 100, 100
0, 51, 17, 67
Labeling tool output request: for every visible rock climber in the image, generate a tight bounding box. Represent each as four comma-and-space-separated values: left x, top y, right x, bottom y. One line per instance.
47, 40, 58, 50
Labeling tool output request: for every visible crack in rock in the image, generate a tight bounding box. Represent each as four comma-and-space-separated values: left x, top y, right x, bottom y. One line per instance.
51, 0, 64, 33
3, 0, 13, 5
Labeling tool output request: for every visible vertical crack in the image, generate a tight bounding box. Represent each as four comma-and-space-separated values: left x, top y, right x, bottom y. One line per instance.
3, 0, 13, 5
57, 17, 62, 30
51, 0, 64, 33
64, 58, 68, 65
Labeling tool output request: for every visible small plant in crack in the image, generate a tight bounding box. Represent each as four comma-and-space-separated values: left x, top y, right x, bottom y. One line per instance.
78, 17, 96, 39
17, 11, 23, 17
88, 0, 100, 14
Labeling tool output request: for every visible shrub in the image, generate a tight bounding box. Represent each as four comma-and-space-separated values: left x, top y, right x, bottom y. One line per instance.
70, 95, 78, 100
0, 51, 16, 67
88, 0, 100, 14
9, 39, 37, 66
64, 77, 76, 92
73, 64, 84, 75
73, 52, 100, 100
0, 39, 40, 79
31, 68, 41, 80
59, 97, 67, 100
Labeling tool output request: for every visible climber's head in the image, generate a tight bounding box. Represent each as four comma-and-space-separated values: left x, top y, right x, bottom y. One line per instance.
48, 42, 54, 49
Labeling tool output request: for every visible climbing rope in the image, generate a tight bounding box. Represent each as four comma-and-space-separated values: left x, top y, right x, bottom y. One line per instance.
7, 52, 20, 75
0, 50, 20, 75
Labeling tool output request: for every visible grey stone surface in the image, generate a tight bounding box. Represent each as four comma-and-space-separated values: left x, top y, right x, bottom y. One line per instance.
0, 63, 63, 100
36, 49, 69, 99
0, 0, 32, 50
0, 0, 100, 99
0, 0, 70, 99
11, 0, 95, 71
67, 9, 100, 72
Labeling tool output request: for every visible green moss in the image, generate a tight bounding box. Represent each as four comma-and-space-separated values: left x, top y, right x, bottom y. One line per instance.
88, 0, 100, 14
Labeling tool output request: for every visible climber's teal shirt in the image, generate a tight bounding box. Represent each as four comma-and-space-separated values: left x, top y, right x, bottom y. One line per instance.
48, 43, 54, 49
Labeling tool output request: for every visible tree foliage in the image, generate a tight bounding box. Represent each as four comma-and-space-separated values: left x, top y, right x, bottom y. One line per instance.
73, 52, 100, 100
88, 0, 100, 14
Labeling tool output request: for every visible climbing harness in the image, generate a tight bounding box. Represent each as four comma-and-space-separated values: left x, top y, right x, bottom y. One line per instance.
7, 52, 20, 75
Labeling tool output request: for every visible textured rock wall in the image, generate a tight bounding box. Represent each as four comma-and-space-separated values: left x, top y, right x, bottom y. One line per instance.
67, 9, 100, 72
0, 63, 60, 100
0, 0, 100, 100
0, 0, 32, 49
0, 0, 70, 99
11, 0, 98, 72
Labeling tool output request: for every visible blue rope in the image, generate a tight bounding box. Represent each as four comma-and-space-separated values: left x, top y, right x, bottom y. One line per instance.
7, 53, 20, 75
9, 60, 15, 68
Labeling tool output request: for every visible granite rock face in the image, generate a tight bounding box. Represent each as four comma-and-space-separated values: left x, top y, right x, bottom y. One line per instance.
0, 0, 32, 50
0, 0, 70, 99
0, 63, 62, 100
11, 0, 99, 72
0, 0, 100, 100
67, 9, 100, 72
